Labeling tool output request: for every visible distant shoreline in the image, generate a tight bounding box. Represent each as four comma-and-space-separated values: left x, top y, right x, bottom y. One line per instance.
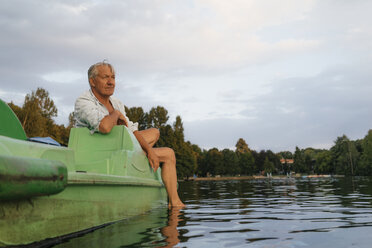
182, 174, 338, 182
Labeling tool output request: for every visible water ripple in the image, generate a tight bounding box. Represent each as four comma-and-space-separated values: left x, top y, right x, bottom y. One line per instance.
51, 177, 372, 248
178, 177, 372, 248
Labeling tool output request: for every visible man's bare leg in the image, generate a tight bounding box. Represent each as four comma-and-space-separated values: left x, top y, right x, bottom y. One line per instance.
138, 129, 185, 208
137, 128, 159, 147
153, 147, 185, 208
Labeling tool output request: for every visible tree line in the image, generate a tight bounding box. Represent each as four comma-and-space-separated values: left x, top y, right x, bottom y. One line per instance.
6, 88, 372, 178
292, 132, 372, 176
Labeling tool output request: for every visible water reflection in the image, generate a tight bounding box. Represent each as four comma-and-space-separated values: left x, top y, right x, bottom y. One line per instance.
52, 177, 372, 247
178, 177, 372, 247
51, 208, 162, 247
157, 208, 182, 248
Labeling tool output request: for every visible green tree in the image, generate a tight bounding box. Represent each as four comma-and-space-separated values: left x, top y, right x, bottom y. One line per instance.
235, 138, 250, 154
173, 116, 184, 143
252, 150, 279, 174
68, 112, 75, 128
263, 157, 275, 174
190, 144, 202, 175
358, 130, 372, 175
314, 150, 332, 174
293, 146, 305, 173
146, 106, 169, 128
157, 124, 175, 148
278, 151, 293, 159
222, 149, 240, 175
124, 106, 147, 130
175, 141, 198, 179
21, 88, 57, 138
32, 88, 57, 119
252, 150, 265, 174
204, 148, 224, 176
331, 135, 359, 175
234, 138, 255, 175
171, 116, 196, 179
265, 150, 281, 173
238, 152, 255, 175
197, 150, 209, 176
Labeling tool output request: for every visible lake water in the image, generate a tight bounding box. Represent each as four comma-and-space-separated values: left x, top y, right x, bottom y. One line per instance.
52, 177, 372, 248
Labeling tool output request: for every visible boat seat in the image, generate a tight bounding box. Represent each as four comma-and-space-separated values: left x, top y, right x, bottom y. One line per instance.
68, 126, 137, 174
0, 99, 27, 140
68, 126, 135, 152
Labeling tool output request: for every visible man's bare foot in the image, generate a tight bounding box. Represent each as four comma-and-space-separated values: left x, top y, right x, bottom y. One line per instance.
168, 200, 185, 209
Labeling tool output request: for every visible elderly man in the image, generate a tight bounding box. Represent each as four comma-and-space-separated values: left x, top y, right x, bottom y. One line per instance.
74, 61, 184, 208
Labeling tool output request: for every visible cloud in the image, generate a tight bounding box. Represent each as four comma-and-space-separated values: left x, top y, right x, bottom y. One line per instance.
184, 63, 372, 152
41, 71, 84, 83
1, 0, 372, 152
199, 0, 316, 30
1, 0, 323, 77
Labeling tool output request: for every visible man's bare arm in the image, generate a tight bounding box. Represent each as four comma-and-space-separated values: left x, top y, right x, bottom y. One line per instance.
133, 131, 160, 172
99, 110, 128, 133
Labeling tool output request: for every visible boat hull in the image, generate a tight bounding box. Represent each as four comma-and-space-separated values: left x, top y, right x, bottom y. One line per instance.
0, 178, 167, 246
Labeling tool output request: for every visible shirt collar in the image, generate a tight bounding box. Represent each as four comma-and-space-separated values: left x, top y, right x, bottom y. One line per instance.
89, 89, 113, 106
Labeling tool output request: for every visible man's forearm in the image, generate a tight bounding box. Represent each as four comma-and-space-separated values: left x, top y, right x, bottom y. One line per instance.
99, 111, 120, 133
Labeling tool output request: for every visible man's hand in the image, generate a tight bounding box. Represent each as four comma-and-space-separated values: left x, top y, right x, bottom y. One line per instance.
99, 109, 129, 133
147, 148, 160, 172
115, 110, 128, 127
133, 131, 159, 172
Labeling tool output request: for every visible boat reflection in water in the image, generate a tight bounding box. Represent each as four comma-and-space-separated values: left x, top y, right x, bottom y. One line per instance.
53, 207, 183, 248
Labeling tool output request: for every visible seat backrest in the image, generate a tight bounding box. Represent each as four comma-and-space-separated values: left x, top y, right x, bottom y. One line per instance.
0, 99, 27, 140
68, 126, 135, 164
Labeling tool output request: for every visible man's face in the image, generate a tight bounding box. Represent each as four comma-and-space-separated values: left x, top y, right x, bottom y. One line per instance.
90, 65, 115, 98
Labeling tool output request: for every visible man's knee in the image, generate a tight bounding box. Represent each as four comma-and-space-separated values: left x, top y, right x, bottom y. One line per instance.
148, 128, 160, 142
153, 128, 160, 141
164, 147, 176, 164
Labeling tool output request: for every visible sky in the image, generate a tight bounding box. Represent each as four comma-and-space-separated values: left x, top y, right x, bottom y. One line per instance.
0, 0, 371, 152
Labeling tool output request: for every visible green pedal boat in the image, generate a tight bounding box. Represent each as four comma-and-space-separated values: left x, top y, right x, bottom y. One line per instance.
0, 99, 167, 246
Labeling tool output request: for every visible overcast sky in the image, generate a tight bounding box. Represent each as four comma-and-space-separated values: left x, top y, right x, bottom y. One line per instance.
0, 0, 371, 152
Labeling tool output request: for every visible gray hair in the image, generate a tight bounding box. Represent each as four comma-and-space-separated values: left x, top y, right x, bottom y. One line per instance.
87, 60, 115, 80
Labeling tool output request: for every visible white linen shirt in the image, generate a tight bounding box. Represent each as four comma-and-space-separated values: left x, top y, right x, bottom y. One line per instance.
74, 90, 138, 134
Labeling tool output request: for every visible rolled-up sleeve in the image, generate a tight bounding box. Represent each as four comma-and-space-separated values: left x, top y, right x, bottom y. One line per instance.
127, 119, 139, 133
116, 101, 139, 133
74, 95, 107, 133
74, 90, 139, 134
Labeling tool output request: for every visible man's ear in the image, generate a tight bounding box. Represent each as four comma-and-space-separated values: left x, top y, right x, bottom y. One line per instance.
89, 78, 95, 88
